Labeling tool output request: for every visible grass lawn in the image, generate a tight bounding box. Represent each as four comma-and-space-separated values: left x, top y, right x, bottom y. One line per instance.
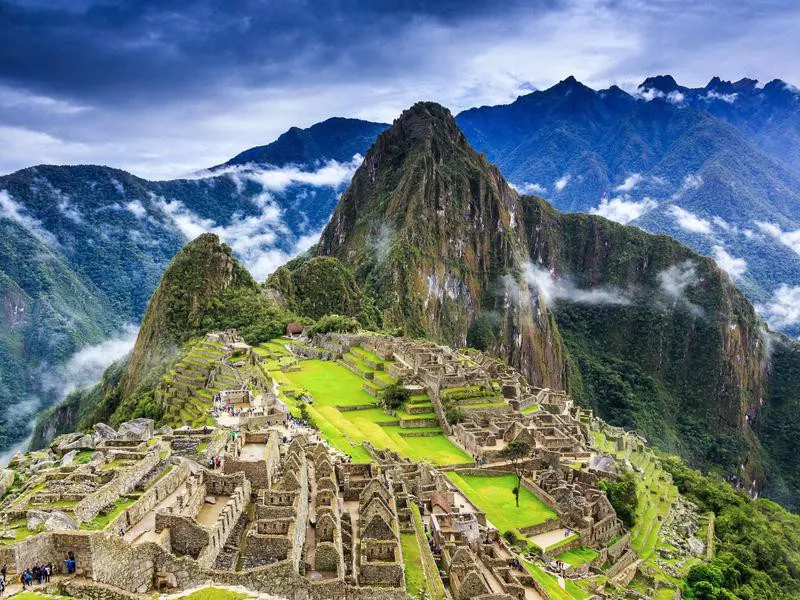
522, 560, 590, 600
177, 587, 252, 600
283, 360, 470, 465
401, 532, 426, 596
556, 547, 599, 567
80, 496, 137, 531
445, 473, 556, 532
11, 593, 74, 600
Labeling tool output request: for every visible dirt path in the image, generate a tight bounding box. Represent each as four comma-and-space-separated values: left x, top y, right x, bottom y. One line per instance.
196, 495, 230, 526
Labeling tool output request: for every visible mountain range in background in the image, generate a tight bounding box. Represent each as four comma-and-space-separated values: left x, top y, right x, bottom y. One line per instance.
2, 74, 800, 467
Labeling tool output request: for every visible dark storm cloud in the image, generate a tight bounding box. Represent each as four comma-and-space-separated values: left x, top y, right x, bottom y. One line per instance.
0, 0, 551, 104
0, 0, 798, 178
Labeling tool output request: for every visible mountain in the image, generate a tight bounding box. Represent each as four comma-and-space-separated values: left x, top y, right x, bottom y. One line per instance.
31, 233, 296, 446
305, 102, 795, 503
456, 76, 800, 332
0, 118, 383, 454
221, 117, 388, 168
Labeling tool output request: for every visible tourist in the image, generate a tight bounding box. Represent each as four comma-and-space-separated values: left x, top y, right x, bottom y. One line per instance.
1, 564, 5, 581
215, 456, 221, 469
32, 564, 41, 585
119, 526, 125, 537
0, 574, 5, 596
45, 563, 52, 583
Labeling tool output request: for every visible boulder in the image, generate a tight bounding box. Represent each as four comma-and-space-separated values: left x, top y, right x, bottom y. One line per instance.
205, 496, 217, 504
59, 433, 95, 452
44, 511, 78, 531
118, 418, 155, 441
94, 423, 118, 441
0, 469, 15, 497
157, 425, 174, 436
61, 450, 78, 466
27, 509, 50, 530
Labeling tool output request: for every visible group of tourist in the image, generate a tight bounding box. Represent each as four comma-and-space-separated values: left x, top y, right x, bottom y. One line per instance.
14, 562, 54, 590
208, 456, 223, 469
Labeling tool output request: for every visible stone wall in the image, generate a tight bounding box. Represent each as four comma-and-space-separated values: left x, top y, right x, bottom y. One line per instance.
74, 446, 164, 524
110, 460, 190, 532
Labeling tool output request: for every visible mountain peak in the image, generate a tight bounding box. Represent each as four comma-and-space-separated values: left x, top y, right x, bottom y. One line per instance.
639, 74, 680, 92
386, 101, 464, 147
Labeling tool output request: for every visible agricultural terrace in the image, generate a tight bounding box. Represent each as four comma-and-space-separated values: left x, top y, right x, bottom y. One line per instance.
445, 472, 557, 533
270, 354, 471, 465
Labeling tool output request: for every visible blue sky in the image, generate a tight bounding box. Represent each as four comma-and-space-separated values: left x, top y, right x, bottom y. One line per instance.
1, 0, 799, 178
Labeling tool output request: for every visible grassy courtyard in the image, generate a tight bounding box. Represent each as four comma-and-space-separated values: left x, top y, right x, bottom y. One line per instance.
445, 472, 557, 532
281, 359, 471, 465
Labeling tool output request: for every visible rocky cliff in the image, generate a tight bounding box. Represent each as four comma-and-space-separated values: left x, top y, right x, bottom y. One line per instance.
317, 102, 566, 389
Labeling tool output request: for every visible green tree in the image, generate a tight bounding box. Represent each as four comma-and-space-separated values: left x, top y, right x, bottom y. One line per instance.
500, 438, 531, 507
598, 468, 638, 528
380, 382, 410, 410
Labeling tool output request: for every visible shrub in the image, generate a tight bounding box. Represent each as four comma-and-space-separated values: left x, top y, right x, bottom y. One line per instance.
381, 382, 410, 410
307, 314, 360, 337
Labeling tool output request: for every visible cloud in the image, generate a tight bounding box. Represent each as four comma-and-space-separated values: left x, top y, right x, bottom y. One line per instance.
511, 181, 547, 195
712, 216, 739, 234
590, 196, 657, 224
614, 173, 643, 192
712, 245, 747, 279
755, 221, 800, 255
57, 194, 83, 224
125, 199, 147, 218
703, 90, 738, 103
0, 189, 57, 244
211, 155, 363, 193
60, 324, 139, 395
554, 174, 571, 192
668, 205, 712, 234
658, 261, 704, 316
666, 90, 685, 105
757, 284, 800, 329
515, 262, 630, 306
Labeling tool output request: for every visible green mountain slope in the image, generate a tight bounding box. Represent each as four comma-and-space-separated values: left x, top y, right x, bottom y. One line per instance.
311, 101, 785, 497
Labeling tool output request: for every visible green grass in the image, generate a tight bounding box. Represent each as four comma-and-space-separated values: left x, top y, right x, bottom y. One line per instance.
523, 560, 590, 600
178, 587, 252, 600
10, 593, 74, 600
556, 547, 599, 567
401, 533, 426, 596
445, 473, 556, 532
282, 360, 470, 465
80, 496, 137, 530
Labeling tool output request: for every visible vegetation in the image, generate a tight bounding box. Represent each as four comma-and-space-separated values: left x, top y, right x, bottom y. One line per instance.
307, 314, 360, 337
500, 438, 532, 507
598, 468, 638, 528
380, 382, 410, 410
662, 454, 800, 599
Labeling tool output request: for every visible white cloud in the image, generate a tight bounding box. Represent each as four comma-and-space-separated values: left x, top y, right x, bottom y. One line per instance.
755, 221, 800, 255
518, 262, 630, 305
188, 155, 362, 194
57, 194, 83, 224
511, 181, 547, 195
590, 196, 657, 224
554, 174, 571, 192
712, 245, 747, 279
62, 324, 139, 395
0, 189, 57, 244
757, 285, 800, 329
668, 205, 712, 234
614, 173, 643, 192
125, 199, 147, 218
712, 216, 739, 234
666, 90, 685, 105
658, 261, 704, 316
703, 90, 738, 103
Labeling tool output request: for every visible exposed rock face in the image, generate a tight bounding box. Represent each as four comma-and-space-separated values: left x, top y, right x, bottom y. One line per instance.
27, 509, 78, 531
317, 102, 565, 388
